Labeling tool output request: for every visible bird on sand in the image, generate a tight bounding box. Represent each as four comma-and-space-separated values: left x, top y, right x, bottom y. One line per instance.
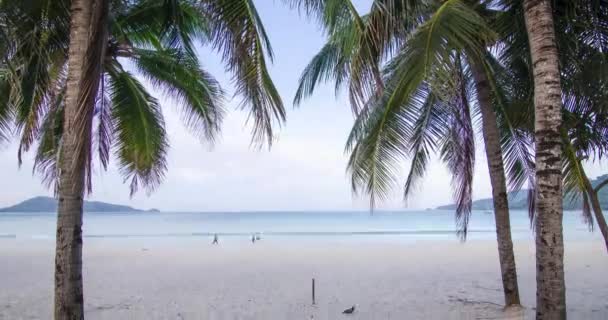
342, 305, 355, 315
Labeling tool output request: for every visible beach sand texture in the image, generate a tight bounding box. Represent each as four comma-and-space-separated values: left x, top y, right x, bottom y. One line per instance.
1, 239, 607, 319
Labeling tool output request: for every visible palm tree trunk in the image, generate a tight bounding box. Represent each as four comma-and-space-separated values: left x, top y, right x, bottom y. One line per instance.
523, 0, 567, 319
470, 61, 521, 307
584, 178, 608, 253
54, 0, 94, 318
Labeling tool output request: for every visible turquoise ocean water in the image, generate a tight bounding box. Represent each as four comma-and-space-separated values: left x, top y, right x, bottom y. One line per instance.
0, 210, 604, 242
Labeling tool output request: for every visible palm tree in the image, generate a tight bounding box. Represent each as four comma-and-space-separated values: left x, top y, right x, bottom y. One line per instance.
555, 37, 608, 252
520, 0, 566, 317
501, 0, 608, 315
498, 0, 608, 256
0, 0, 285, 318
551, 1, 608, 254
290, 0, 526, 306
55, 0, 99, 317
469, 59, 520, 305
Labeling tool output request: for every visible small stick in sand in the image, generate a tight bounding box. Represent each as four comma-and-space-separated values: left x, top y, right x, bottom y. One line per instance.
312, 278, 315, 305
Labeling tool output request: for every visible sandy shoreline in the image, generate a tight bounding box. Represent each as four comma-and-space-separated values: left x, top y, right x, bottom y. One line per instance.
1, 238, 607, 319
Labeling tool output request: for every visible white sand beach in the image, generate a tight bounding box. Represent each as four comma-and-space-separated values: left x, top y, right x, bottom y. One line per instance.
1, 238, 607, 319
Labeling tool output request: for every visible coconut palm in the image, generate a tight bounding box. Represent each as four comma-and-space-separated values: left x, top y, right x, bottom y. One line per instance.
293, 0, 608, 313
0, 0, 284, 318
512, 0, 583, 316
289, 0, 527, 306
498, 0, 608, 256
553, 1, 608, 255
521, 0, 565, 312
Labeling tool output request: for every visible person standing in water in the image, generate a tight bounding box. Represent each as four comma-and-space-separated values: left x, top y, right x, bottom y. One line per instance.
212, 234, 219, 245
251, 234, 256, 244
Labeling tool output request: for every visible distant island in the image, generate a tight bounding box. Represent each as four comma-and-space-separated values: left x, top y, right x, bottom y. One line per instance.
437, 174, 608, 210
0, 196, 159, 213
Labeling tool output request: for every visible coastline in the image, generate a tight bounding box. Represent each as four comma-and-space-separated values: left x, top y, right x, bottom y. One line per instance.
1, 238, 607, 319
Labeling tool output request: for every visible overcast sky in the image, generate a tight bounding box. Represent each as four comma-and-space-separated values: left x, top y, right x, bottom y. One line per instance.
0, 0, 606, 211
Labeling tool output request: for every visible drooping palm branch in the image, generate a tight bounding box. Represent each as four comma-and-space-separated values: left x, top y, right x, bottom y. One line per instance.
289, 0, 426, 112
345, 0, 495, 238
203, 0, 285, 146
0, 0, 285, 195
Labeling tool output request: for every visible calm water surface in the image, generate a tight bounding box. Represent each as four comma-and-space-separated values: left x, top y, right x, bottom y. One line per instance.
0, 210, 603, 242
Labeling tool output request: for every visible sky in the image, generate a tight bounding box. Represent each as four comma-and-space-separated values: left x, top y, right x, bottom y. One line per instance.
0, 0, 606, 211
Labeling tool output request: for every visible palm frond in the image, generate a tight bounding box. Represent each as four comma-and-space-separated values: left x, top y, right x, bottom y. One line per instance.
116, 0, 209, 56
1, 0, 69, 154
562, 130, 595, 230
0, 71, 14, 143
133, 48, 224, 143
347, 0, 494, 209
292, 0, 423, 112
95, 77, 112, 170
438, 57, 475, 240
14, 31, 55, 164
402, 89, 447, 199
203, 0, 285, 147
107, 66, 168, 196
282, 0, 358, 35
293, 35, 349, 106
33, 88, 65, 193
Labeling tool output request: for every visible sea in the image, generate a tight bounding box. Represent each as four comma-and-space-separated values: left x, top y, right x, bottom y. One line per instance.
0, 210, 604, 243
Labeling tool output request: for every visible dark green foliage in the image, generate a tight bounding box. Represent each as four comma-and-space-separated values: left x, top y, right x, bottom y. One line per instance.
107, 67, 168, 195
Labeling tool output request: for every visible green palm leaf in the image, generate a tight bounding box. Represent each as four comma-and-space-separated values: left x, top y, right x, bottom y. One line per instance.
96, 81, 112, 170
283, 0, 358, 35
203, 0, 285, 146
562, 133, 594, 229
402, 90, 447, 200
438, 57, 475, 238
33, 95, 64, 192
116, 0, 209, 56
107, 66, 168, 196
134, 48, 224, 142
347, 0, 494, 209
293, 35, 350, 106
0, 0, 69, 155
292, 1, 409, 112
0, 70, 14, 143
